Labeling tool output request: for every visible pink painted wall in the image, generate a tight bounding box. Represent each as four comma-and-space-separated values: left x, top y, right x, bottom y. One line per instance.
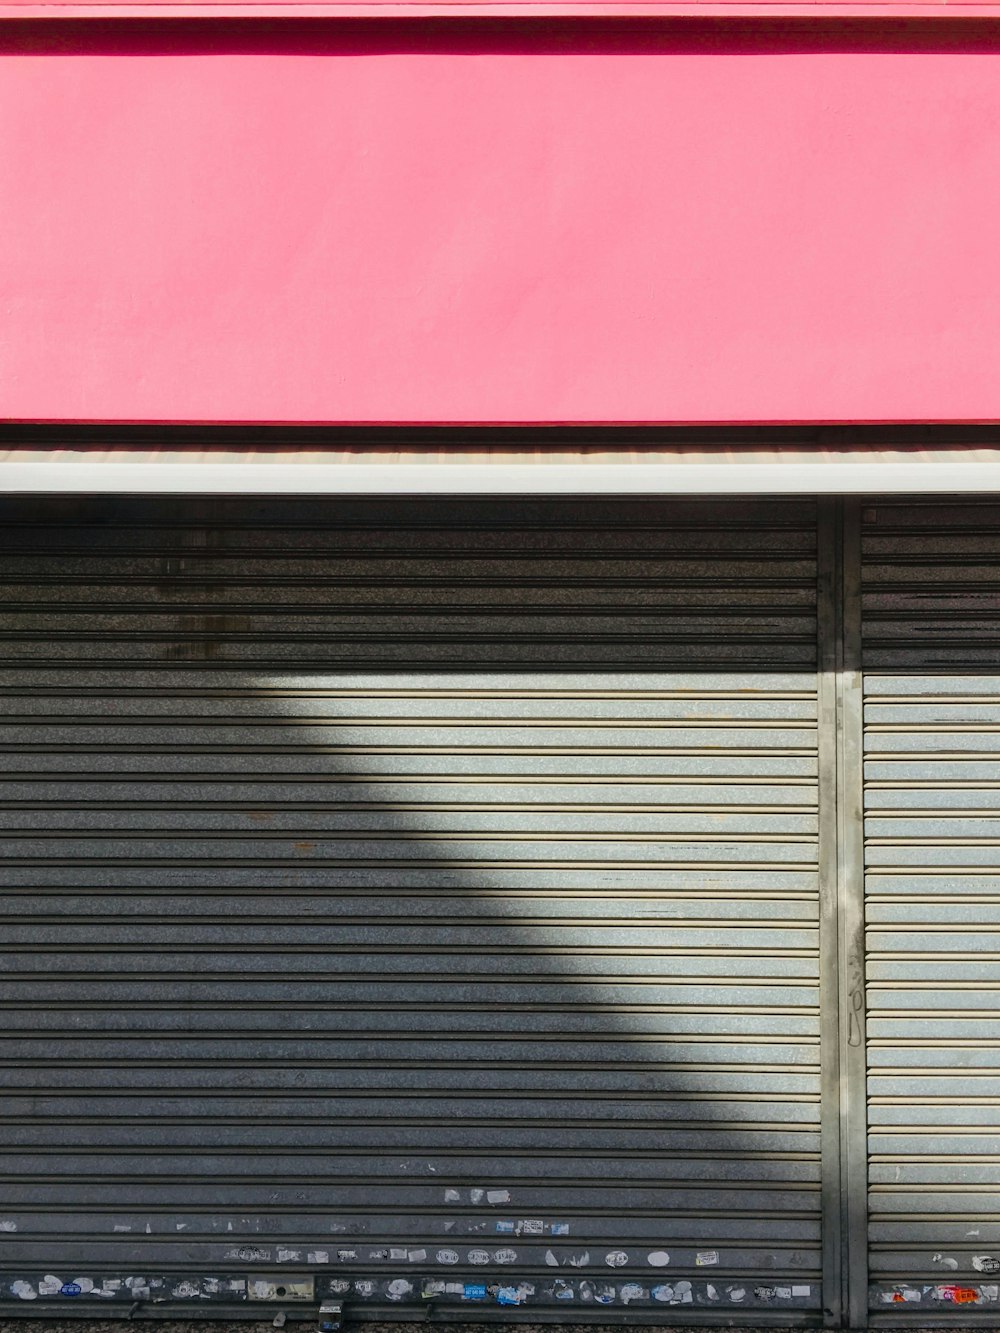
3, 20, 1000, 424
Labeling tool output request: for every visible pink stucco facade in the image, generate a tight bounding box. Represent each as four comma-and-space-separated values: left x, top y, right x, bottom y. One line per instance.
3, 18, 1000, 424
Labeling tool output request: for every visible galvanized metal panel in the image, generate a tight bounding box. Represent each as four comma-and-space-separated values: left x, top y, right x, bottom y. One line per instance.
863, 500, 1000, 1319
0, 495, 823, 1320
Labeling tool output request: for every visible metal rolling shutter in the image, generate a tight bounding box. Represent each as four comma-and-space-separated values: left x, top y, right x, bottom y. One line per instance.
864, 500, 1000, 1318
0, 495, 824, 1320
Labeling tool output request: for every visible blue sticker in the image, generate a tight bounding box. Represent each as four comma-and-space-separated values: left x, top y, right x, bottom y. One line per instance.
60, 1284, 82, 1297
495, 1221, 515, 1233
496, 1287, 520, 1306
550, 1223, 570, 1236
463, 1284, 487, 1300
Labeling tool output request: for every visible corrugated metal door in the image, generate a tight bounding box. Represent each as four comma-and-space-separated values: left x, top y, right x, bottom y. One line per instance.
864, 499, 1000, 1319
1, 495, 827, 1320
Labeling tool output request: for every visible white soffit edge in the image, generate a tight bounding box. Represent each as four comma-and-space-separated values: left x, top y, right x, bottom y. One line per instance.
0, 447, 995, 493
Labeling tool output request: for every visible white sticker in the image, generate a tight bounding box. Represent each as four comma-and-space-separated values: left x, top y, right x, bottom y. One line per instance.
407, 1249, 427, 1263
277, 1249, 302, 1262
386, 1279, 412, 1301
653, 1284, 674, 1303
73, 1278, 95, 1293
470, 1189, 484, 1205
647, 1250, 670, 1267
436, 1250, 459, 1265
0, 1222, 18, 1232
307, 1251, 330, 1264
792, 1285, 812, 1297
696, 1251, 718, 1266
38, 1277, 61, 1296
567, 1251, 590, 1268
113, 1224, 132, 1233
494, 1249, 518, 1264
544, 1250, 559, 1267
468, 1250, 490, 1265
444, 1189, 460, 1203
620, 1283, 646, 1304
519, 1220, 544, 1235
728, 1286, 747, 1302
933, 1254, 960, 1270
776, 1286, 792, 1299
486, 1190, 511, 1204
390, 1248, 407, 1260
605, 1251, 629, 1268
353, 1279, 375, 1297
11, 1281, 37, 1301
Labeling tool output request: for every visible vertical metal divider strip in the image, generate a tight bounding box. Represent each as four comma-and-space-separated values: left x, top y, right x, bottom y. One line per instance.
817, 498, 846, 1328
841, 501, 869, 1326
818, 498, 867, 1328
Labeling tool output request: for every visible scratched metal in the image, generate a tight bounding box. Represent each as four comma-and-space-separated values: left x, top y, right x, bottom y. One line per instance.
0, 495, 822, 1318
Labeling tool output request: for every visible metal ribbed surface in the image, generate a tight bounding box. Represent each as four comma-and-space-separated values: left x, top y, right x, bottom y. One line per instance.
864, 501, 1000, 1315
0, 496, 822, 1317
